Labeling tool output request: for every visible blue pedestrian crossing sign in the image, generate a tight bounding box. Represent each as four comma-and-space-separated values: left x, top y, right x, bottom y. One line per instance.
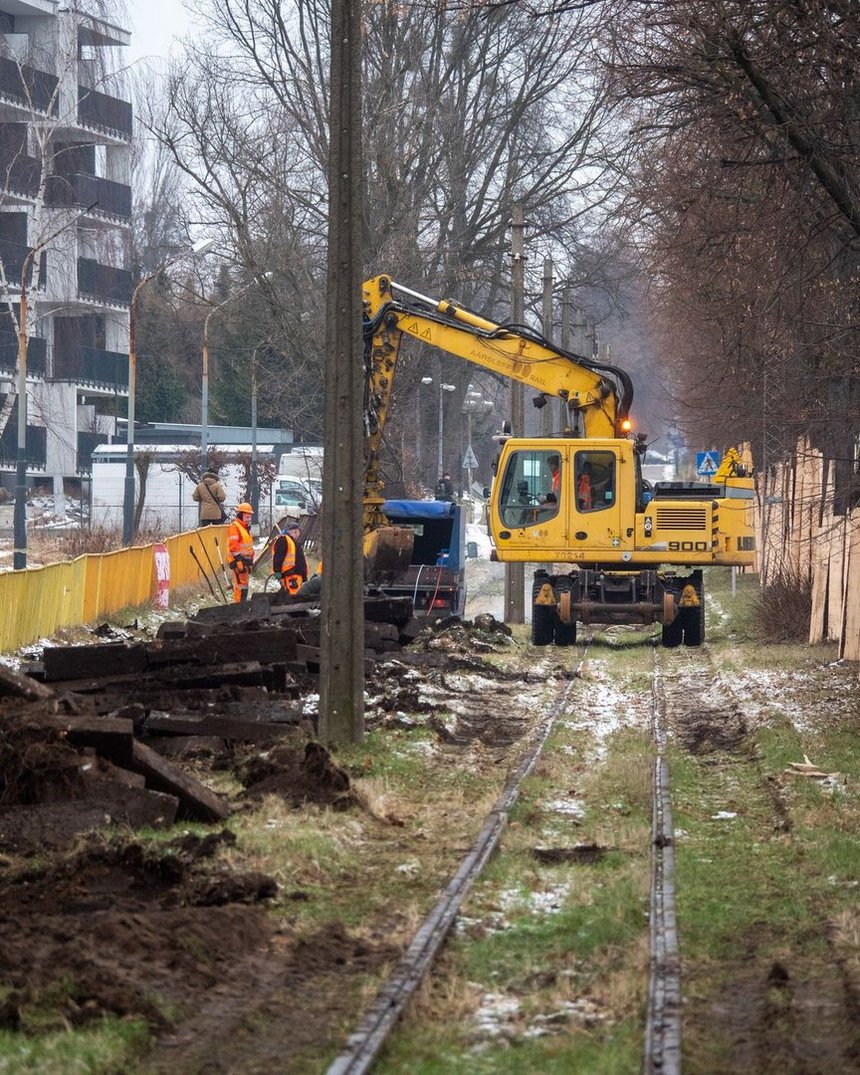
696, 451, 720, 477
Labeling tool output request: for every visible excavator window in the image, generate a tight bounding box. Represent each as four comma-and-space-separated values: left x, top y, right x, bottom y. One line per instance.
575, 450, 615, 513
498, 450, 562, 529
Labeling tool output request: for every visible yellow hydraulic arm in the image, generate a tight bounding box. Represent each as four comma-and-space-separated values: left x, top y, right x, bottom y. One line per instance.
362, 274, 634, 525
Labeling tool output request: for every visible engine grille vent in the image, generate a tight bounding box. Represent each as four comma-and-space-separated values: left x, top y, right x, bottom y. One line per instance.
656, 508, 708, 531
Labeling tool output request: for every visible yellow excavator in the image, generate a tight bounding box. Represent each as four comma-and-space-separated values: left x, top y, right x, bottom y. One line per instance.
363, 274, 756, 647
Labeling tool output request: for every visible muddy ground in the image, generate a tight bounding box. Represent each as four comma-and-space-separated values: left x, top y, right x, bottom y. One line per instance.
0, 601, 548, 1072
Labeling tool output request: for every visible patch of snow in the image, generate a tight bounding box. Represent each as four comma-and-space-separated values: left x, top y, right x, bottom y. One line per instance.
470, 991, 522, 1043
710, 811, 737, 820
541, 797, 586, 822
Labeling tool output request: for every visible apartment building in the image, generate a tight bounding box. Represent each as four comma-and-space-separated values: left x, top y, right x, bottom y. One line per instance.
0, 0, 131, 504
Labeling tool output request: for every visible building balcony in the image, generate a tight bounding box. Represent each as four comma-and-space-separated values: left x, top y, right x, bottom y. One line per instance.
52, 343, 128, 389
0, 238, 46, 286
77, 257, 132, 306
77, 84, 132, 141
0, 55, 58, 118
0, 406, 46, 469
0, 150, 39, 198
45, 171, 131, 221
0, 334, 47, 377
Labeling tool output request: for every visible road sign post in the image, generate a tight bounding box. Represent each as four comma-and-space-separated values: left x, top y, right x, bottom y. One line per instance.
462, 444, 478, 496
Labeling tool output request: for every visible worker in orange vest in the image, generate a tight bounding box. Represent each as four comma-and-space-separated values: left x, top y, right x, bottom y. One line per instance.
272, 521, 308, 596
577, 465, 593, 511
227, 502, 255, 602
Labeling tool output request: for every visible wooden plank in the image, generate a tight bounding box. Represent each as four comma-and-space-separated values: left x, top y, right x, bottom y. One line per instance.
829, 515, 849, 641
0, 662, 54, 700
34, 714, 135, 768
153, 661, 266, 689
144, 628, 298, 669
144, 736, 227, 758
839, 507, 860, 662
130, 740, 231, 822
191, 597, 271, 626
143, 711, 302, 740
43, 643, 147, 682
0, 789, 179, 850
363, 596, 414, 625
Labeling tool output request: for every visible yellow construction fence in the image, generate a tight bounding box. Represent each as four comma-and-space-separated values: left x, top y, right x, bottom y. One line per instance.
0, 526, 229, 654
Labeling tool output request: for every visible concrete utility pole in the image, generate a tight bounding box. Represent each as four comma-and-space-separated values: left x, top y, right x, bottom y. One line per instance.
541, 256, 554, 437
319, 0, 364, 744
504, 202, 526, 625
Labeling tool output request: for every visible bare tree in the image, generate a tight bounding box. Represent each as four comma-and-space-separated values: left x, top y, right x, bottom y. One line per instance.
139, 0, 625, 477
599, 0, 860, 504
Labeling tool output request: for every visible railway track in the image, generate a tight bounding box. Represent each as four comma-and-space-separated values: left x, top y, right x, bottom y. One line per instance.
325, 633, 696, 1074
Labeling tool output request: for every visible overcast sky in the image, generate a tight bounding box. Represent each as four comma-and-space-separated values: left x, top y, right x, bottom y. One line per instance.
126, 0, 196, 65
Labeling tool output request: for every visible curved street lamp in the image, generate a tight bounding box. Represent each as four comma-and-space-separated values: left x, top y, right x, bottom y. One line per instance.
437, 381, 456, 479
123, 236, 216, 545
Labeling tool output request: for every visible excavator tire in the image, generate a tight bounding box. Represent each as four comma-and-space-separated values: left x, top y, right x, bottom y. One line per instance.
554, 620, 577, 647
532, 604, 554, 646
682, 574, 705, 647
661, 617, 683, 648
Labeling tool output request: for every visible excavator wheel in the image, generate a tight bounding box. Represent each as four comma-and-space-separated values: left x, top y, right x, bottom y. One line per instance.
661, 617, 683, 648
532, 604, 554, 646
554, 620, 577, 647
531, 574, 555, 646
682, 573, 705, 647
553, 589, 576, 647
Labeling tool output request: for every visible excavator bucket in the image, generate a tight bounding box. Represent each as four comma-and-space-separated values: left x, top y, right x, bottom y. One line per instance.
363, 525, 414, 581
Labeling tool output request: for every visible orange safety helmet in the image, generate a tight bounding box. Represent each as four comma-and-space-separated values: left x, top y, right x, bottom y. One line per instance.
236, 502, 254, 515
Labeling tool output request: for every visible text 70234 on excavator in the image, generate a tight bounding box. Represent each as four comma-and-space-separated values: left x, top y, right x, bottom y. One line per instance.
362, 275, 756, 647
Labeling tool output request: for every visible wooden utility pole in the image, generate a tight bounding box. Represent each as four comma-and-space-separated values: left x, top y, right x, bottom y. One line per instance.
319, 0, 364, 743
541, 256, 554, 437
504, 202, 526, 625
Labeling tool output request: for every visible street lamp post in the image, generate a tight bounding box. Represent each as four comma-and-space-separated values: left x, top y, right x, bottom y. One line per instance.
200, 272, 273, 471
249, 340, 267, 521
418, 376, 432, 481
437, 381, 455, 479
124, 237, 216, 545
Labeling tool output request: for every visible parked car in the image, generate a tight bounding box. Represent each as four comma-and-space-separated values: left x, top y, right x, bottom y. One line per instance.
274, 478, 320, 513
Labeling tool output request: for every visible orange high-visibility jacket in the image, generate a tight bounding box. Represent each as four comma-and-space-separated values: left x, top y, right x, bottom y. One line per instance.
227, 518, 254, 563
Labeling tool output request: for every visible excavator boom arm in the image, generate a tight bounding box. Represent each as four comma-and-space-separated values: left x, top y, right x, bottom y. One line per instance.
363, 274, 633, 524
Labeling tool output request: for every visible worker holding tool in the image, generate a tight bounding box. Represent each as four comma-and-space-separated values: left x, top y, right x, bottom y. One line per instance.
271, 521, 308, 597
226, 502, 255, 603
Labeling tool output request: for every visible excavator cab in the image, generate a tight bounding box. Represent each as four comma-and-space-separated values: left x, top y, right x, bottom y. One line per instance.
490, 439, 636, 565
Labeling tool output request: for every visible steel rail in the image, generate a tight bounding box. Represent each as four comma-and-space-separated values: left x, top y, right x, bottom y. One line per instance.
643, 650, 683, 1075
325, 643, 591, 1075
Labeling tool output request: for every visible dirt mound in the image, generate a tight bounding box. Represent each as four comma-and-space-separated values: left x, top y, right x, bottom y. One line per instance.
0, 836, 276, 1032
240, 741, 358, 808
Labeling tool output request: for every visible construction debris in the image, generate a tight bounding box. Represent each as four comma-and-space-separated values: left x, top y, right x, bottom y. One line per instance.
0, 590, 435, 848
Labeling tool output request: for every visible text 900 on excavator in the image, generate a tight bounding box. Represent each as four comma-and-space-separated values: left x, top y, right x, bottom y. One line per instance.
363, 274, 756, 648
